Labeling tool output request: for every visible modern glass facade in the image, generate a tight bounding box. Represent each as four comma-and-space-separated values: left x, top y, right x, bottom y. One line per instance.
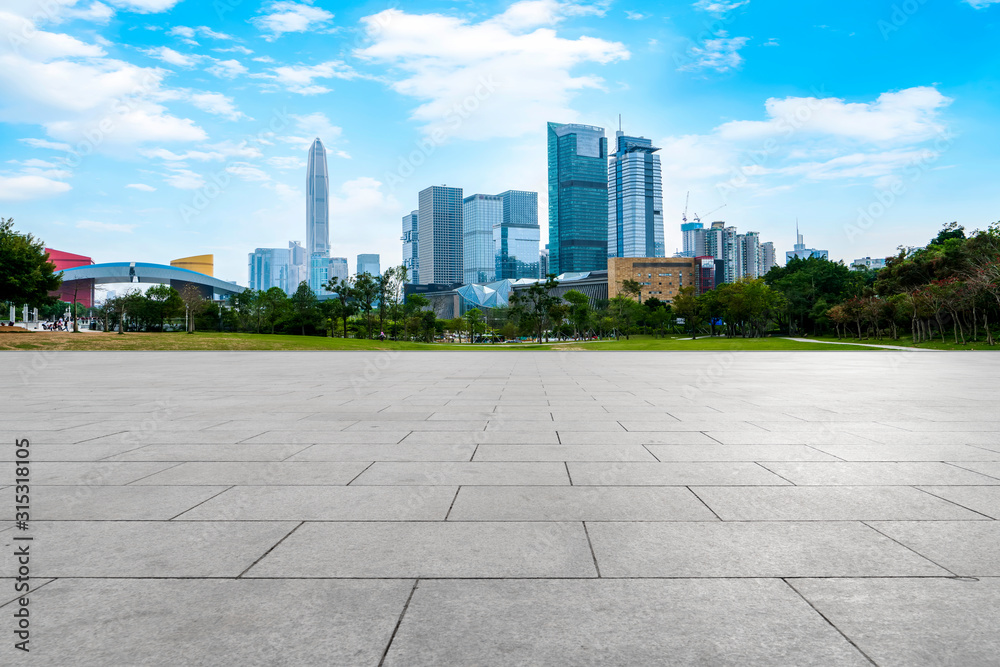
463, 194, 500, 284
418, 185, 464, 284
680, 222, 706, 258
306, 138, 330, 258
401, 210, 419, 284
496, 190, 540, 280
357, 253, 380, 278
705, 221, 738, 284
608, 132, 664, 259
248, 247, 290, 293
547, 122, 608, 275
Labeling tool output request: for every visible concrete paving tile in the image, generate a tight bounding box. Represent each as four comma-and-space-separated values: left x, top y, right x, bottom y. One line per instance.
30, 485, 229, 520
245, 522, 596, 578
588, 522, 948, 577
790, 578, 1000, 667
302, 411, 433, 421
351, 461, 570, 485
473, 444, 657, 461
0, 443, 144, 462
83, 430, 267, 445
130, 461, 371, 485
242, 430, 411, 444
345, 420, 488, 432
9, 461, 176, 485
568, 461, 790, 486
178, 486, 456, 520
204, 420, 358, 432
811, 444, 1000, 461
759, 461, 1000, 485
868, 521, 1000, 576
917, 485, 1000, 519
447, 486, 717, 521
747, 421, 909, 433
620, 420, 768, 432
646, 444, 840, 462
400, 431, 560, 445
945, 460, 1000, 479
8, 578, 412, 666
102, 444, 309, 462
694, 486, 988, 521
862, 431, 1000, 445
559, 431, 718, 445
880, 421, 1000, 432
285, 443, 475, 462
9, 521, 296, 577
486, 420, 626, 432
706, 432, 876, 445
383, 579, 871, 666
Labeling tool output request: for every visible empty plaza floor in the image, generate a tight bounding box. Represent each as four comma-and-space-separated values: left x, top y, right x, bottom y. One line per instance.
3, 350, 1000, 665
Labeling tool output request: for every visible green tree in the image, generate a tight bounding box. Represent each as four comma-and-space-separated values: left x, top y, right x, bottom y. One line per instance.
178, 284, 206, 334
0, 218, 62, 309
465, 307, 484, 342
672, 286, 704, 339
289, 282, 320, 336
562, 289, 591, 338
353, 272, 379, 339
621, 279, 643, 303
261, 287, 289, 334
325, 276, 356, 338
145, 284, 183, 332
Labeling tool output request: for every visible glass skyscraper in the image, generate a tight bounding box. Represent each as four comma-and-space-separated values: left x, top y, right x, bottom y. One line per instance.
401, 210, 419, 284
463, 194, 500, 284
306, 138, 330, 258
608, 131, 664, 259
547, 122, 608, 275
418, 185, 463, 284
357, 253, 380, 277
248, 247, 290, 293
496, 190, 540, 280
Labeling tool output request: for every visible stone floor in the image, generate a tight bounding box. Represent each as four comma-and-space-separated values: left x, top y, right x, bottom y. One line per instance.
2, 350, 999, 665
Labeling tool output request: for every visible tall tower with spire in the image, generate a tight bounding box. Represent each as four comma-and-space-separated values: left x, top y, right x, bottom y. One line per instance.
306, 138, 330, 258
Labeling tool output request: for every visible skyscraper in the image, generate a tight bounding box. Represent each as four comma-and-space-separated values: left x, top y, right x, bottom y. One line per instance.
463, 194, 500, 284
547, 122, 608, 274
248, 247, 290, 293
681, 222, 707, 258
401, 210, 419, 284
418, 185, 463, 284
736, 231, 760, 279
357, 254, 380, 277
496, 190, 540, 280
306, 138, 330, 258
705, 221, 738, 284
608, 130, 664, 259
760, 241, 777, 274
786, 222, 829, 262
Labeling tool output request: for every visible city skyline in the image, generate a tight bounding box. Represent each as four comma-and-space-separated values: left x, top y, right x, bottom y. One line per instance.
2, 1, 998, 285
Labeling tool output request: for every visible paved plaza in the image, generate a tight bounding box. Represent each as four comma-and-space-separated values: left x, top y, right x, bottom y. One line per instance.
3, 350, 1000, 665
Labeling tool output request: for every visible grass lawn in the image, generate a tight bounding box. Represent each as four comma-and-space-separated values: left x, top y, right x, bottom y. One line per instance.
0, 330, 903, 351
805, 335, 1000, 351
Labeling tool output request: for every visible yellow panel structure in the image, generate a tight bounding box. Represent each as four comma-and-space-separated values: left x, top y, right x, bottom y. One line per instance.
170, 254, 214, 277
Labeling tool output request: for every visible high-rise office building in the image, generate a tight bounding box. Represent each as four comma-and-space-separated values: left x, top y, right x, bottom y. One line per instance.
736, 231, 760, 279
496, 190, 540, 280
608, 131, 664, 259
306, 138, 330, 258
463, 194, 500, 284
401, 210, 419, 284
357, 254, 380, 278
539, 245, 549, 278
329, 257, 349, 284
760, 241, 777, 275
288, 241, 307, 292
681, 222, 707, 258
547, 122, 608, 274
418, 185, 464, 284
786, 223, 829, 262
705, 221, 738, 284
248, 247, 290, 293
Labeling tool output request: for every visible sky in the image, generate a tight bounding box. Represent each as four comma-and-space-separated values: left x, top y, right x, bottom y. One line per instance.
1, 0, 998, 285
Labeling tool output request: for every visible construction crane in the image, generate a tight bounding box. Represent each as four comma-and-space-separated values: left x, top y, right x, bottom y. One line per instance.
681, 192, 690, 224
692, 204, 726, 224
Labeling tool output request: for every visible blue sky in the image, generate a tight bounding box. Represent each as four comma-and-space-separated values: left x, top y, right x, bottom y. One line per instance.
1, 0, 998, 284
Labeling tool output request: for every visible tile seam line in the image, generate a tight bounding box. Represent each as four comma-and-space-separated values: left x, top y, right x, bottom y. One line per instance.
168, 485, 237, 520
912, 486, 998, 520
781, 578, 879, 666
582, 521, 602, 578
236, 521, 305, 579
859, 520, 959, 577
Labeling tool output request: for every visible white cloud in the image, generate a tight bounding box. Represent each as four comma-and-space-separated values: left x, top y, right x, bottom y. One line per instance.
278, 112, 343, 149
356, 3, 629, 139
252, 55, 275, 63
106, 0, 182, 12
679, 33, 749, 72
205, 59, 247, 79
625, 10, 649, 20
964, 0, 1000, 8
163, 167, 205, 189
190, 92, 247, 120
77, 219, 136, 232
266, 156, 307, 169
126, 183, 156, 191
216, 45, 253, 55
762, 37, 779, 47
167, 26, 197, 44
716, 87, 951, 144
330, 177, 400, 244
20, 138, 72, 151
142, 140, 262, 162
251, 1, 334, 41
335, 150, 351, 159
226, 162, 271, 182
693, 0, 750, 16
253, 60, 362, 94
142, 46, 200, 67
0, 174, 71, 201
